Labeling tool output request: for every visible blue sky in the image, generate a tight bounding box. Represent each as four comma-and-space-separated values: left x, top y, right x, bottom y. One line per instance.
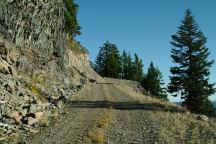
75, 0, 216, 102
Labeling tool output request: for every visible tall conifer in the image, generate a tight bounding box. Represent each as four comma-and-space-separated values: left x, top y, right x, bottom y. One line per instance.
168, 10, 215, 114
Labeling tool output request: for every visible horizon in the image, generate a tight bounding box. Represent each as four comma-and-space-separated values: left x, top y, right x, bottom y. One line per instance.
75, 0, 216, 102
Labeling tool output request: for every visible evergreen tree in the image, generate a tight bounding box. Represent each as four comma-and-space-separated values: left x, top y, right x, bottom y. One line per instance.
120, 50, 128, 79
124, 52, 134, 80
95, 41, 120, 78
120, 50, 133, 80
63, 0, 81, 37
142, 62, 168, 100
168, 10, 215, 114
132, 53, 144, 82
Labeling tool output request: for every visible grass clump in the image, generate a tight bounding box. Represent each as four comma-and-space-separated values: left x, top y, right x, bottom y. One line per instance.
38, 114, 50, 127
98, 110, 113, 128
88, 128, 105, 144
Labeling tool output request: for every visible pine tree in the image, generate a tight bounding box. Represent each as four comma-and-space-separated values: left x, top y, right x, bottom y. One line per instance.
124, 53, 134, 80
132, 53, 144, 82
95, 41, 120, 78
142, 62, 168, 100
168, 10, 215, 114
120, 50, 133, 80
63, 0, 81, 37
120, 50, 128, 79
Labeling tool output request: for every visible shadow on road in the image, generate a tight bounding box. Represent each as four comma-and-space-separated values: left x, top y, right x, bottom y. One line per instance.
69, 100, 186, 113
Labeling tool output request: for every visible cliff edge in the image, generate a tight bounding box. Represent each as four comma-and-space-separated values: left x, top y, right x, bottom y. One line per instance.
0, 0, 101, 142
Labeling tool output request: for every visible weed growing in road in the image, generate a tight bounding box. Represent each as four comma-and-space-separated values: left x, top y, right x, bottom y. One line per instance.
98, 109, 114, 128
88, 128, 105, 144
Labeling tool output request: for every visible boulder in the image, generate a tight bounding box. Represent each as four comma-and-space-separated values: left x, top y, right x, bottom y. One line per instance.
5, 81, 16, 94
27, 117, 37, 126
35, 112, 43, 121
57, 100, 63, 109
0, 58, 17, 75
21, 108, 28, 117
29, 104, 36, 113
0, 123, 8, 129
197, 115, 209, 122
17, 56, 32, 72
8, 49, 19, 62
0, 42, 7, 57
7, 111, 22, 124
0, 100, 5, 105
0, 58, 10, 74
9, 66, 17, 76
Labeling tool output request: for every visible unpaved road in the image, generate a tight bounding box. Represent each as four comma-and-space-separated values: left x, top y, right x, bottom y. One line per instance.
25, 82, 158, 144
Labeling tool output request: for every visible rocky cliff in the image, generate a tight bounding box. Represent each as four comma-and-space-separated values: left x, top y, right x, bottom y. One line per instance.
0, 0, 101, 142
0, 0, 65, 63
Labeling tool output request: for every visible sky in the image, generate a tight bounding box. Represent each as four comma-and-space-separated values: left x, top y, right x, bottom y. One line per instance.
74, 0, 216, 102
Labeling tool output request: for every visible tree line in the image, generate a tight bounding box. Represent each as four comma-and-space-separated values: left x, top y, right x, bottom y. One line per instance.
93, 41, 168, 100
63, 0, 215, 116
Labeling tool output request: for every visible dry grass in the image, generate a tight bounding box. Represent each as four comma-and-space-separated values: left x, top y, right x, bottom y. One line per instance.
114, 82, 216, 144
87, 109, 113, 144
148, 111, 216, 144
114, 83, 178, 108
88, 128, 105, 144
98, 109, 113, 128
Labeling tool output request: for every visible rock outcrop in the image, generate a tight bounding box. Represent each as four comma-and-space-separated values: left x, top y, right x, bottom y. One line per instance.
0, 0, 101, 142
0, 0, 65, 64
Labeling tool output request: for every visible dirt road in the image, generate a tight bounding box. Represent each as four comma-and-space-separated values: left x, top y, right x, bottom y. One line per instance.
25, 82, 158, 144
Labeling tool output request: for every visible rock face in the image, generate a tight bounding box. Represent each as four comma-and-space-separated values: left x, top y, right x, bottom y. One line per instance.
64, 48, 103, 83
0, 0, 102, 142
0, 0, 65, 64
